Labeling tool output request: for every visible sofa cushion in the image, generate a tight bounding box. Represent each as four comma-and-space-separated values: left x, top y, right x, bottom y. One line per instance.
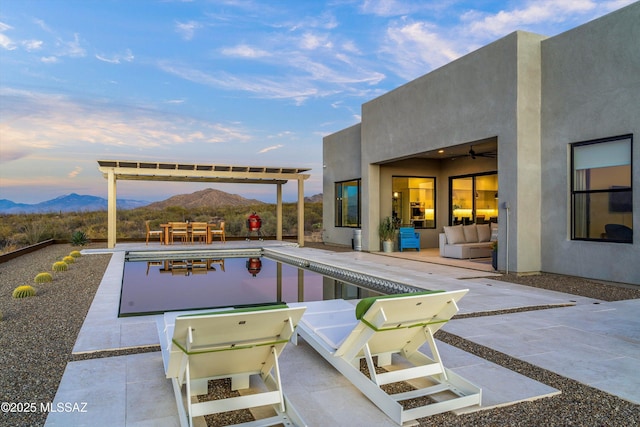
443, 225, 465, 244
477, 224, 491, 242
463, 225, 478, 243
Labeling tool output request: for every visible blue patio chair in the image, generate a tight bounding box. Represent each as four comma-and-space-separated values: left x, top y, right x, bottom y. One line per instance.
398, 227, 420, 252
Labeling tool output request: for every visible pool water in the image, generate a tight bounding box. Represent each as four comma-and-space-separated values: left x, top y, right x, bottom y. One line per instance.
119, 255, 380, 317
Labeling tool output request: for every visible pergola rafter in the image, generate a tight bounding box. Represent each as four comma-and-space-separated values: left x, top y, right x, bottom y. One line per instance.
97, 160, 311, 248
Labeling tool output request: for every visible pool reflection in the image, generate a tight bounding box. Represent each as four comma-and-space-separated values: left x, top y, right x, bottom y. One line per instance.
120, 256, 381, 317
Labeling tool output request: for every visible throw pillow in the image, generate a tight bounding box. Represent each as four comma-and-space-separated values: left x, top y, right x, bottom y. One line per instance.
443, 225, 465, 244
477, 224, 491, 242
490, 223, 499, 241
463, 224, 479, 243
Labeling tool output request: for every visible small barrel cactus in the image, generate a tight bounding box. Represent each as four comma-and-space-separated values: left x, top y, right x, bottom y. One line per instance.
62, 255, 75, 264
13, 285, 37, 298
34, 272, 53, 283
69, 250, 82, 258
52, 261, 68, 272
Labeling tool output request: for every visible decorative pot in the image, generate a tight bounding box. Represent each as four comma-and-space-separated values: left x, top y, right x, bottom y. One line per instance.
491, 251, 498, 270
382, 240, 394, 253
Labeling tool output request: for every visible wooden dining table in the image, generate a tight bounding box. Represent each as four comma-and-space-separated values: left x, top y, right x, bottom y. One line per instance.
160, 223, 220, 245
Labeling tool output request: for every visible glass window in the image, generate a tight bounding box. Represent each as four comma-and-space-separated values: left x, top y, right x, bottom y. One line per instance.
450, 173, 498, 225
392, 177, 435, 229
335, 180, 360, 227
571, 135, 632, 243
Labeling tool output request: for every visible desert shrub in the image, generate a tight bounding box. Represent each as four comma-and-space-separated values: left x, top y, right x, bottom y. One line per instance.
52, 261, 68, 272
13, 285, 37, 298
70, 231, 89, 246
34, 272, 53, 283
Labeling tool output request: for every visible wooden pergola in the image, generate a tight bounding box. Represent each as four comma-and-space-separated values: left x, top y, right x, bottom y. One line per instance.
97, 160, 311, 248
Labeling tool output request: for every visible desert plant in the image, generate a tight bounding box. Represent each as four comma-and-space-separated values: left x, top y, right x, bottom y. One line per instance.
62, 255, 75, 264
69, 250, 82, 258
70, 230, 90, 246
34, 272, 53, 283
378, 216, 396, 241
52, 261, 68, 272
13, 285, 37, 298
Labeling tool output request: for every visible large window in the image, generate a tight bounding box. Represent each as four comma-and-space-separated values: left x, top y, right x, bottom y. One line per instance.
450, 173, 498, 225
335, 179, 360, 227
392, 177, 436, 228
571, 135, 632, 243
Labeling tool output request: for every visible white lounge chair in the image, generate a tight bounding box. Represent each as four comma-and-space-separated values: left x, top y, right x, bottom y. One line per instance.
159, 304, 307, 427
292, 291, 481, 425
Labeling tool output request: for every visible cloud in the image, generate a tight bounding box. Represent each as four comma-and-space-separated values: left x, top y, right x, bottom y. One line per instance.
463, 0, 636, 39
221, 44, 270, 58
22, 39, 43, 51
57, 33, 85, 57
68, 166, 83, 178
0, 88, 253, 164
175, 21, 201, 40
382, 20, 461, 80
0, 22, 16, 50
41, 56, 58, 63
258, 144, 284, 153
95, 49, 134, 64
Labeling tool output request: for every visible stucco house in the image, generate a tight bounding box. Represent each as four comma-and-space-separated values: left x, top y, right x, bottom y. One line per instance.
322, 3, 639, 284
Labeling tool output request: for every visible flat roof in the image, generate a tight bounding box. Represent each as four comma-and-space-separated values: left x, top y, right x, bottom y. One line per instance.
97, 160, 311, 184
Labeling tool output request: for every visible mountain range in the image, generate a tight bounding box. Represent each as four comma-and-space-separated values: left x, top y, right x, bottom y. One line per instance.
0, 189, 323, 214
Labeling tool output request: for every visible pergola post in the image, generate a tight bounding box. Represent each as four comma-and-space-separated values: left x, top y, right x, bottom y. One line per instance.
107, 169, 117, 249
276, 183, 283, 241
298, 177, 304, 247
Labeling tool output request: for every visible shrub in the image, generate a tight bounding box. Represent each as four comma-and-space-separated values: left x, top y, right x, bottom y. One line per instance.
69, 250, 82, 258
63, 255, 75, 264
13, 285, 37, 298
52, 261, 68, 272
70, 231, 90, 246
34, 272, 53, 283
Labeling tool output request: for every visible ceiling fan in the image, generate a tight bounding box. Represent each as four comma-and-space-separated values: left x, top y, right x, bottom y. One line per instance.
467, 146, 497, 159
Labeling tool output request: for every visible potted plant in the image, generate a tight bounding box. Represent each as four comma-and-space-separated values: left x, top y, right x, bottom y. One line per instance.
378, 216, 396, 252
491, 241, 498, 270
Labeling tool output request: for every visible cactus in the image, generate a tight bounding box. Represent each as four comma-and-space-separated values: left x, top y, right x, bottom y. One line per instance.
13, 285, 37, 298
70, 231, 90, 246
63, 255, 75, 264
52, 261, 68, 272
69, 250, 82, 258
34, 272, 53, 283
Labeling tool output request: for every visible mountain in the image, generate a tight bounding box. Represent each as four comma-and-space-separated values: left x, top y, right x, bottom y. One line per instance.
0, 193, 148, 214
305, 194, 323, 203
144, 188, 265, 210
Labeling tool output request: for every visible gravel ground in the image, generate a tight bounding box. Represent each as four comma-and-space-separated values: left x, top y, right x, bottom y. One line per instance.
0, 243, 638, 426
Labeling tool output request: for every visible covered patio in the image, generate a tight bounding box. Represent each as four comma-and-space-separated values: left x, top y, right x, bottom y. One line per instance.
97, 160, 311, 249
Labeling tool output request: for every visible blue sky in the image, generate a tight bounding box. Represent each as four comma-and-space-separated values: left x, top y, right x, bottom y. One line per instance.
0, 0, 633, 203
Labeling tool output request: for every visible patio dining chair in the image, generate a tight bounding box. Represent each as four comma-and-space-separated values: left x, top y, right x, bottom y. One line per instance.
190, 222, 208, 244
209, 221, 226, 243
145, 220, 163, 245
170, 222, 189, 244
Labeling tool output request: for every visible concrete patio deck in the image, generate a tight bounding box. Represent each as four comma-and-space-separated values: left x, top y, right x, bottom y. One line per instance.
45, 242, 639, 426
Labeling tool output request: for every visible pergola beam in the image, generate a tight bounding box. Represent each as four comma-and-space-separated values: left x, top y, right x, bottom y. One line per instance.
97, 160, 310, 248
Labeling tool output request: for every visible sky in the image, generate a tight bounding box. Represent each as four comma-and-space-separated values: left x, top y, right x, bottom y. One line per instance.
0, 0, 634, 204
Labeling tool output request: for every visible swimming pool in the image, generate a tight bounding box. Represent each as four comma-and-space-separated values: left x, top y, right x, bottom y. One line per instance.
119, 248, 424, 317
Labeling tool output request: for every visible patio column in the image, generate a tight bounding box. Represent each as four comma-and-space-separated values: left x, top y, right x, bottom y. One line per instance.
298, 177, 305, 246
107, 169, 117, 249
276, 183, 283, 241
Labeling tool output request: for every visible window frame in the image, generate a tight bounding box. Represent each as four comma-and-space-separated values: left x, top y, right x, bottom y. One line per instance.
570, 134, 633, 243
391, 176, 437, 229
334, 179, 361, 228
